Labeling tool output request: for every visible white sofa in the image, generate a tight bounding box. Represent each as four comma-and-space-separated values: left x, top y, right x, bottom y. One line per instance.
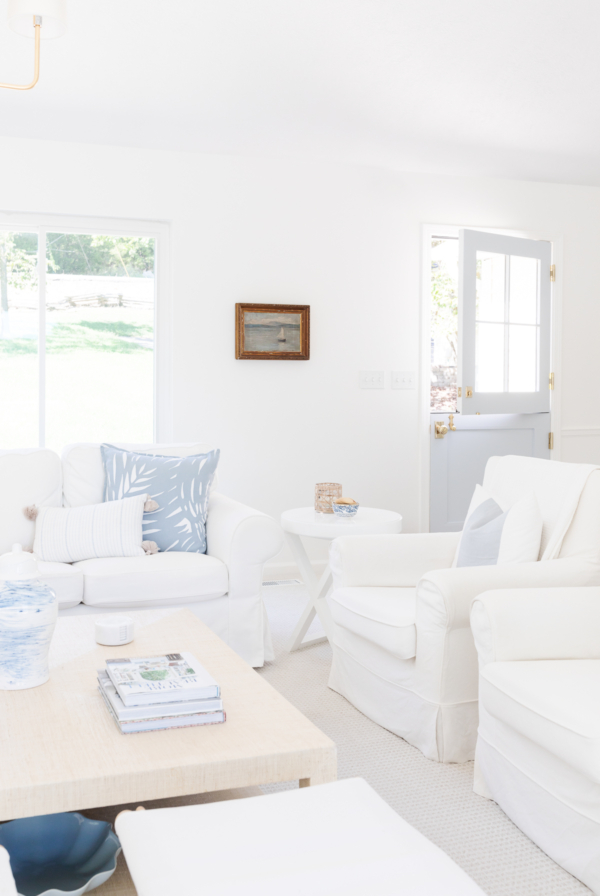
0, 445, 284, 667
327, 456, 600, 762
471, 587, 600, 894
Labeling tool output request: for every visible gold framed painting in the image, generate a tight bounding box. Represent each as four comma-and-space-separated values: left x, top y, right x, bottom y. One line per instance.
235, 303, 310, 360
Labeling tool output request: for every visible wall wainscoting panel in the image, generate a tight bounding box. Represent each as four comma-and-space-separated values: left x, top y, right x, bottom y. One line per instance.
561, 429, 600, 438
560, 429, 600, 465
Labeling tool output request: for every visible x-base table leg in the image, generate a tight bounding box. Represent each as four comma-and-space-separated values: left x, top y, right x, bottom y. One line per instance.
285, 532, 335, 652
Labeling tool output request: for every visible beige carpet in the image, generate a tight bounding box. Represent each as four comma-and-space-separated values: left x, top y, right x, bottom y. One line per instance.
258, 583, 591, 896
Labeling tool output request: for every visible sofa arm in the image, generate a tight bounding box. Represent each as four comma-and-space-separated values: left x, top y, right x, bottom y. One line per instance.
471, 586, 600, 667
418, 558, 600, 632
206, 492, 284, 666
206, 492, 284, 574
329, 532, 460, 588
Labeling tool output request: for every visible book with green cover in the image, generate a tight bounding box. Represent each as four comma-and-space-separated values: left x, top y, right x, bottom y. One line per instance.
97, 670, 223, 721
105, 652, 220, 707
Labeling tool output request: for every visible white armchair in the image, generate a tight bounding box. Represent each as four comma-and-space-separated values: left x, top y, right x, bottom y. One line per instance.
471, 587, 600, 894
327, 456, 600, 763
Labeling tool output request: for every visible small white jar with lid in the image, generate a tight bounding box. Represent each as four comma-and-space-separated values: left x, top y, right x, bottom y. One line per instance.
94, 615, 135, 646
0, 544, 57, 690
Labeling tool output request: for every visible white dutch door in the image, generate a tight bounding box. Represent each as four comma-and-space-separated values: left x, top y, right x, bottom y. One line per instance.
429, 229, 552, 532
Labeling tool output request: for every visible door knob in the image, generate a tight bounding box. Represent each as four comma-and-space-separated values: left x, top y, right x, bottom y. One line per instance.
435, 421, 448, 439
448, 414, 457, 431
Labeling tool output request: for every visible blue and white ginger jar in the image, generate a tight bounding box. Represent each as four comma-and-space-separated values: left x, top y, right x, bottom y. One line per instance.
0, 544, 57, 690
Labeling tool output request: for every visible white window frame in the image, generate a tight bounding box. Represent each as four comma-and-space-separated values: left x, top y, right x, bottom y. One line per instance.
419, 223, 562, 532
0, 211, 172, 447
458, 228, 551, 415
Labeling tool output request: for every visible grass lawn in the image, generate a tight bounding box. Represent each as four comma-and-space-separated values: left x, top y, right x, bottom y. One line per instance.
0, 308, 154, 451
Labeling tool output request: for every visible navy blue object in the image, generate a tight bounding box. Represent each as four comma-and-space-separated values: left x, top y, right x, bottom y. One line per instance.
0, 812, 120, 896
101, 445, 220, 553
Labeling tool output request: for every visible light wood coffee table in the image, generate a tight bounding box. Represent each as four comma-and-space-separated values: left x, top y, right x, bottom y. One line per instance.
0, 609, 336, 824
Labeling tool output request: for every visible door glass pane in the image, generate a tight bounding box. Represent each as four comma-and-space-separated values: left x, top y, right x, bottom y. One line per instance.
475, 322, 504, 392
430, 237, 458, 411
45, 234, 155, 452
509, 325, 537, 392
476, 251, 505, 322
473, 251, 540, 394
509, 256, 539, 324
0, 232, 38, 448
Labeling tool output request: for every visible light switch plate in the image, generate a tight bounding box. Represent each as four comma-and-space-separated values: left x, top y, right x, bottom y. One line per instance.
392, 371, 416, 390
359, 371, 384, 389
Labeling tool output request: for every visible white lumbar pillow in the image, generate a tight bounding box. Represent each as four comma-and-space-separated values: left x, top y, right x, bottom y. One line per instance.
33, 495, 148, 563
453, 484, 543, 568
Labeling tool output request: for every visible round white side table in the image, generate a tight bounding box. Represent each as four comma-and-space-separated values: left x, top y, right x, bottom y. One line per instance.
280, 506, 403, 652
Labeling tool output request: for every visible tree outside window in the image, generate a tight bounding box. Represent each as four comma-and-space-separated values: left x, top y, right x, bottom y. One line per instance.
430, 238, 458, 412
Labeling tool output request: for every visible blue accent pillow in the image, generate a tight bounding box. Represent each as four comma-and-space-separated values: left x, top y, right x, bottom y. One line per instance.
101, 445, 220, 553
456, 497, 506, 567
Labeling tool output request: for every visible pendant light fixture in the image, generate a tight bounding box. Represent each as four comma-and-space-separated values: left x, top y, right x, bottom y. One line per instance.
1, 0, 67, 90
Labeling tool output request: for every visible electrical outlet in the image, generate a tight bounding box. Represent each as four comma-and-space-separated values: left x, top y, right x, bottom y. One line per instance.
391, 371, 416, 390
359, 371, 384, 389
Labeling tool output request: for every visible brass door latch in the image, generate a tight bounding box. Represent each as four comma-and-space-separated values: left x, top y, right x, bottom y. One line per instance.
435, 415, 457, 439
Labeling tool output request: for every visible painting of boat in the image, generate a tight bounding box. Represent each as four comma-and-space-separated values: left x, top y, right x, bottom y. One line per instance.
235, 303, 310, 360
242, 312, 300, 352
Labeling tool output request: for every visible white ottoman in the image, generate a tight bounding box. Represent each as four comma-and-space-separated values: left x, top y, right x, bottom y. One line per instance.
116, 778, 485, 895
0, 847, 17, 895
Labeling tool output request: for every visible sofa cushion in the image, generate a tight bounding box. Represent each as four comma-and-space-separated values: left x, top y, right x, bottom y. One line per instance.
0, 449, 62, 554
62, 443, 217, 508
454, 485, 542, 568
74, 552, 228, 608
558, 468, 600, 561
101, 445, 219, 553
37, 561, 83, 610
482, 455, 600, 560
481, 659, 600, 782
329, 587, 416, 659
34, 496, 146, 562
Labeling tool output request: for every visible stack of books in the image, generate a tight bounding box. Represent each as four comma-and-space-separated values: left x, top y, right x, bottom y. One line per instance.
97, 651, 225, 734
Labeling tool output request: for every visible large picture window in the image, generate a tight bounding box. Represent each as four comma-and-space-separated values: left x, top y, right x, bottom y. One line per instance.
0, 222, 161, 453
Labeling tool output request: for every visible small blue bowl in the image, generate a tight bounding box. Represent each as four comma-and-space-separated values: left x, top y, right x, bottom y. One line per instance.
332, 502, 359, 518
0, 812, 121, 896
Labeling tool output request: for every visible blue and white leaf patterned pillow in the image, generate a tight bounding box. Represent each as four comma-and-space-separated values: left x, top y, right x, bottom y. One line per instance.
101, 445, 220, 553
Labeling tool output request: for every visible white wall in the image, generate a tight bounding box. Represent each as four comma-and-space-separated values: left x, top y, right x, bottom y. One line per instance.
1, 135, 599, 567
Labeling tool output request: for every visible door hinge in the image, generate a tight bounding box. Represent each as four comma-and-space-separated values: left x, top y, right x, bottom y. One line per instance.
550, 264, 556, 282
457, 386, 461, 398
549, 372, 554, 390
548, 432, 554, 450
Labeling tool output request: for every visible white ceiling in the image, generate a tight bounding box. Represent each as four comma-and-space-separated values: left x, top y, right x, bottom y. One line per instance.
0, 0, 599, 184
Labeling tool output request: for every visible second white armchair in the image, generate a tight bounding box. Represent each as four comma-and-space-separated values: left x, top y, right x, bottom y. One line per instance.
327, 456, 600, 762
471, 587, 600, 894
